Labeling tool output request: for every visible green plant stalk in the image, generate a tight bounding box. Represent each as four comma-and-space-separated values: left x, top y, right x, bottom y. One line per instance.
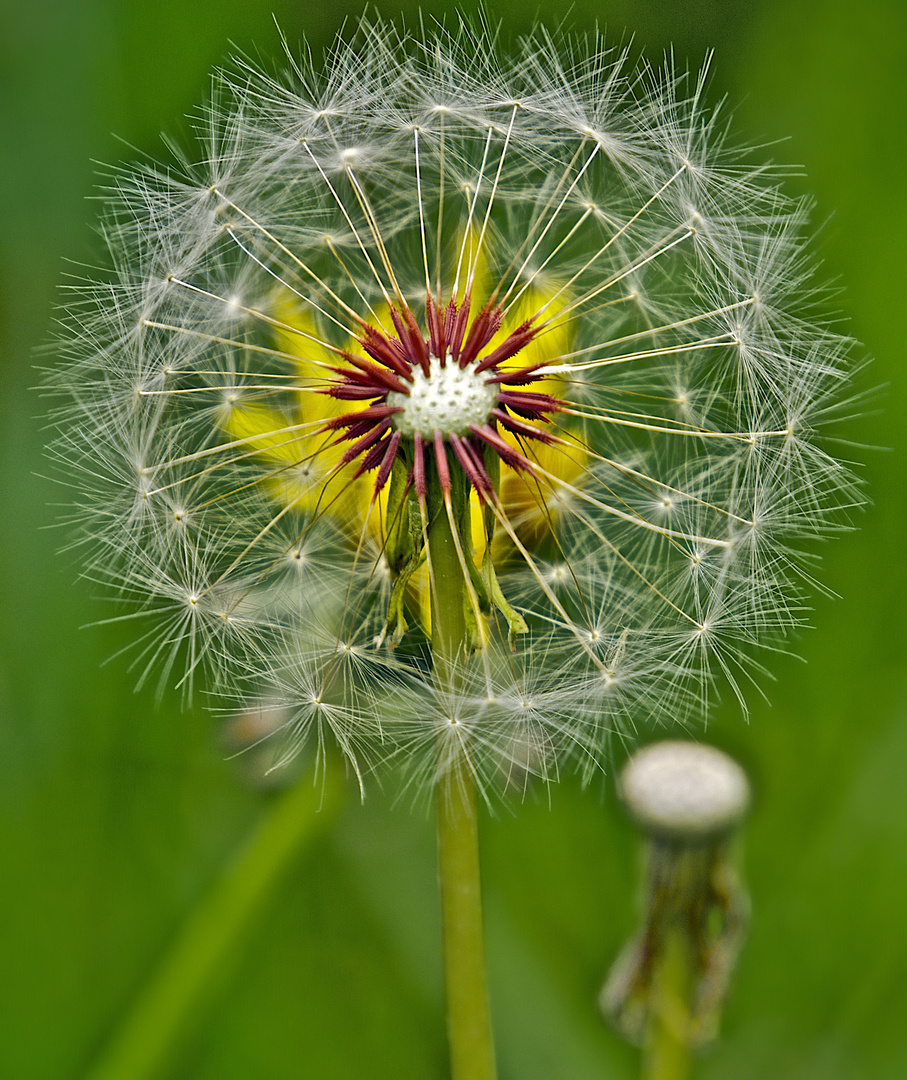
640, 844, 712, 1080
640, 921, 695, 1080
428, 480, 497, 1080
88, 772, 341, 1080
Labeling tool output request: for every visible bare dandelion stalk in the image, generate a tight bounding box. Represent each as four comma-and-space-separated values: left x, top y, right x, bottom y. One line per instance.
49, 14, 861, 1072
602, 742, 751, 1080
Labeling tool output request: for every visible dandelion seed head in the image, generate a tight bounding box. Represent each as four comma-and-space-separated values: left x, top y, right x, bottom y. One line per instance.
49, 16, 863, 799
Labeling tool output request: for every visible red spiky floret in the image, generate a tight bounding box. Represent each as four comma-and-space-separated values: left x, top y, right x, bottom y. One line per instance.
432, 430, 451, 492
339, 418, 393, 465
482, 362, 545, 386
446, 296, 471, 363
469, 423, 534, 471
412, 430, 427, 497
490, 409, 556, 443
449, 433, 493, 497
369, 430, 403, 489
426, 293, 444, 359
474, 320, 540, 372
336, 352, 409, 395
357, 326, 413, 379
353, 430, 400, 483
324, 403, 402, 433
459, 303, 504, 367
495, 390, 563, 419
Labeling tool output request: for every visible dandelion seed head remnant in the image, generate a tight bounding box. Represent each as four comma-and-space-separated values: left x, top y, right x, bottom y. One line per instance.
53, 20, 860, 795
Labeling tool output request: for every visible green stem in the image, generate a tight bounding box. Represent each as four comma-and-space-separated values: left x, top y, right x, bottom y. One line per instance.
428, 485, 497, 1080
640, 921, 696, 1080
438, 769, 496, 1080
640, 844, 710, 1080
88, 772, 341, 1080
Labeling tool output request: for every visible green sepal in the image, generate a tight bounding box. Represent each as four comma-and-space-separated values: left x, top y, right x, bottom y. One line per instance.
478, 444, 528, 646
385, 552, 425, 645
382, 454, 431, 645
384, 455, 420, 575
483, 547, 528, 647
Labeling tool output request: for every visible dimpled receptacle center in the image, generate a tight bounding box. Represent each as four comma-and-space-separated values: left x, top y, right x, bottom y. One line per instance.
388, 355, 498, 438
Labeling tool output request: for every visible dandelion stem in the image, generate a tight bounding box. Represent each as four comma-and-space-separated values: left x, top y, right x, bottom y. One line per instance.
437, 768, 496, 1080
429, 477, 497, 1080
87, 771, 341, 1080
640, 911, 697, 1080
639, 843, 716, 1080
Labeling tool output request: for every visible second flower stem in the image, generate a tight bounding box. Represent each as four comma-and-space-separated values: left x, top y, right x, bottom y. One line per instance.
641, 919, 696, 1080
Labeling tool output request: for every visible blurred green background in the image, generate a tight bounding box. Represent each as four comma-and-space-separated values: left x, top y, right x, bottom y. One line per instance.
1, 0, 904, 1076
